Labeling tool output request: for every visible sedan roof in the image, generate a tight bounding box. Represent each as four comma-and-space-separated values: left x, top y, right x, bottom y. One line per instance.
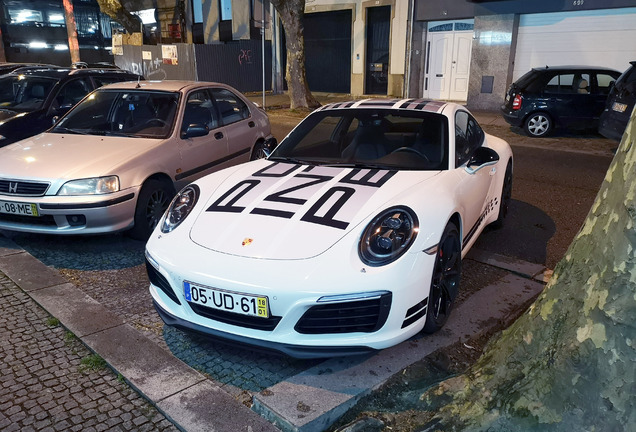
97, 80, 237, 93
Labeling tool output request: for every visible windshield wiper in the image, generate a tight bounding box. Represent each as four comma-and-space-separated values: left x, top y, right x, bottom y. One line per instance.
268, 156, 316, 165
52, 127, 91, 135
324, 161, 395, 170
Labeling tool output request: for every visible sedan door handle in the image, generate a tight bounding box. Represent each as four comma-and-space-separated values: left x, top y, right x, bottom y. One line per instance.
214, 132, 224, 140
248, 121, 255, 128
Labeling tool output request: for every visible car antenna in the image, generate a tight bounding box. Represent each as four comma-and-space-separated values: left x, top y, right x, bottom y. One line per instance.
136, 76, 141, 88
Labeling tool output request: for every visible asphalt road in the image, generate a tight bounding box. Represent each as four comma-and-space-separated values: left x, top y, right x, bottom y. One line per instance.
0, 115, 616, 400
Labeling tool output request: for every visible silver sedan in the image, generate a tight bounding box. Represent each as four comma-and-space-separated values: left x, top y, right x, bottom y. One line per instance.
0, 80, 275, 239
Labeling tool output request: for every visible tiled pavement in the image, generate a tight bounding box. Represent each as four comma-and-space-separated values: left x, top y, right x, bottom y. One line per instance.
0, 271, 178, 432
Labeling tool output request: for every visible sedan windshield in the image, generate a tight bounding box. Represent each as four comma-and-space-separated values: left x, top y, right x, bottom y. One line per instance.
51, 89, 180, 138
0, 75, 57, 112
270, 109, 449, 170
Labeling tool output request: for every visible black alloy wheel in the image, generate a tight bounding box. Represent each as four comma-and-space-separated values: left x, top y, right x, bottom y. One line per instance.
491, 160, 513, 228
129, 179, 174, 240
250, 141, 267, 160
423, 222, 461, 334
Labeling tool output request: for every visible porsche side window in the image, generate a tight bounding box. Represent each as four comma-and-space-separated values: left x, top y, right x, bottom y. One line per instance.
455, 111, 484, 166
211, 88, 249, 126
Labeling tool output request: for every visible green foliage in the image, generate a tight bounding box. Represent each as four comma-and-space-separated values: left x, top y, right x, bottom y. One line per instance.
79, 354, 107, 373
46, 317, 60, 327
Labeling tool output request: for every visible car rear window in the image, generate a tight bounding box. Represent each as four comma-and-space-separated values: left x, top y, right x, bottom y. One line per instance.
616, 64, 636, 90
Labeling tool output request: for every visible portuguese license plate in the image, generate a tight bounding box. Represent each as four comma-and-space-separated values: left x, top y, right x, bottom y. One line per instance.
0, 200, 39, 217
612, 102, 628, 113
184, 281, 269, 318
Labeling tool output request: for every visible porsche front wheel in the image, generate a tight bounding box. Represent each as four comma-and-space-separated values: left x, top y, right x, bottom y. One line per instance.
423, 222, 461, 334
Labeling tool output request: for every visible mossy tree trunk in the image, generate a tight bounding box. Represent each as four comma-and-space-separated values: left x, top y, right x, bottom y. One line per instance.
270, 0, 320, 110
96, 0, 142, 35
419, 112, 636, 430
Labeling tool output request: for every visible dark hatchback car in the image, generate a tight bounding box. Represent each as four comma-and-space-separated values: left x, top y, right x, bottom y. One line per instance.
0, 67, 141, 146
598, 61, 636, 142
0, 62, 58, 75
501, 66, 621, 137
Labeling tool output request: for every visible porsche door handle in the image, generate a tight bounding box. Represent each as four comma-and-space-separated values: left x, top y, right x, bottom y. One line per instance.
248, 121, 255, 128
214, 132, 224, 140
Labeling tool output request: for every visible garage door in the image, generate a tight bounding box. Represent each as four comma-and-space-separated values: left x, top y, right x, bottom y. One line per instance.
514, 8, 636, 80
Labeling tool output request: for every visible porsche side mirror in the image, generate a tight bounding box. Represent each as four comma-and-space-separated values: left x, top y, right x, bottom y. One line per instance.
465, 147, 499, 174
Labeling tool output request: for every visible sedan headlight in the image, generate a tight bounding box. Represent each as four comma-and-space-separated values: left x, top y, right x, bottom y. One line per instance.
161, 184, 199, 233
359, 207, 419, 266
57, 176, 119, 195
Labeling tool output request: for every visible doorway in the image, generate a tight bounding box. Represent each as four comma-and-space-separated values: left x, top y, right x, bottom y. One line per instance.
424, 20, 474, 101
365, 5, 391, 95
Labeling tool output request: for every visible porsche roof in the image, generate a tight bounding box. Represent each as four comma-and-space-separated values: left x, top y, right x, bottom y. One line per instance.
316, 98, 449, 114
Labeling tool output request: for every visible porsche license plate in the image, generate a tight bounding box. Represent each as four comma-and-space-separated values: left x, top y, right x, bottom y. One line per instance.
0, 200, 39, 217
184, 281, 269, 318
612, 102, 628, 113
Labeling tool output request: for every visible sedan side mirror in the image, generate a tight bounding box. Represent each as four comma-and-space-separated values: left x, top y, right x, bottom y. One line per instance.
181, 124, 209, 139
465, 146, 500, 174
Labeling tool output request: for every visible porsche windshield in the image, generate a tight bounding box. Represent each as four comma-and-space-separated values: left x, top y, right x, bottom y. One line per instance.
0, 75, 57, 112
270, 109, 449, 170
51, 89, 179, 139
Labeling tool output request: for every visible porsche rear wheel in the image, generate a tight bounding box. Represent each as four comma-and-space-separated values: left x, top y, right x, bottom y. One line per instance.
491, 160, 513, 229
128, 179, 174, 240
423, 222, 461, 334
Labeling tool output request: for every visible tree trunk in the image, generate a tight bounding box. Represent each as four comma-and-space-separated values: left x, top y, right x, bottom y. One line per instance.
270, 0, 319, 110
96, 0, 142, 35
62, 0, 80, 64
419, 112, 636, 430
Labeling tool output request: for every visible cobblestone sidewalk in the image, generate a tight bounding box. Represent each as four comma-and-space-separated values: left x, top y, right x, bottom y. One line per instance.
0, 272, 178, 432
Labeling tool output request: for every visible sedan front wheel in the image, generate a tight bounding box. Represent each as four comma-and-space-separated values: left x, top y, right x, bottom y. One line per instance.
128, 179, 174, 240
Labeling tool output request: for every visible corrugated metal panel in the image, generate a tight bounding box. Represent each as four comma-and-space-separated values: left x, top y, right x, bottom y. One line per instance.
114, 43, 196, 80
194, 40, 272, 92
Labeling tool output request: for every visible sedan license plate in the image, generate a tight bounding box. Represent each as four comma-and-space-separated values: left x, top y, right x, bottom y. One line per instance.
184, 281, 269, 318
612, 102, 628, 113
0, 200, 39, 217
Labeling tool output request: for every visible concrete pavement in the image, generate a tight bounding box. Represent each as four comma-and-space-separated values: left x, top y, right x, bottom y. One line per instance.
0, 230, 547, 432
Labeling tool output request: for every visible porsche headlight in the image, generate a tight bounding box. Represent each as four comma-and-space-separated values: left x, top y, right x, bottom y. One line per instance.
161, 184, 199, 233
359, 207, 419, 266
57, 176, 119, 195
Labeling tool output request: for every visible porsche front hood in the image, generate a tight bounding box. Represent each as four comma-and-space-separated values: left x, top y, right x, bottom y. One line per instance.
189, 161, 440, 260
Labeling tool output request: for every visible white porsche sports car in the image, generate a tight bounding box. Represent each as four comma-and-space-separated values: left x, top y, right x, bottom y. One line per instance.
145, 99, 513, 358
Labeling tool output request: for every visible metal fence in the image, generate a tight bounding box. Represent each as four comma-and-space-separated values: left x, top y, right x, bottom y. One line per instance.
113, 39, 272, 93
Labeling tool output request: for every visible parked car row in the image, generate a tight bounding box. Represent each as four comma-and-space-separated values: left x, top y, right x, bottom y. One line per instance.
0, 65, 514, 356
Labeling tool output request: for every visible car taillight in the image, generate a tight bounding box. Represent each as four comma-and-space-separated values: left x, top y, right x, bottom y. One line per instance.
512, 94, 522, 110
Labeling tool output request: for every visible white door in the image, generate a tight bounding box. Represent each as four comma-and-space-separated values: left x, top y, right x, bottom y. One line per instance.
425, 24, 474, 102
449, 33, 473, 101
427, 32, 453, 100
